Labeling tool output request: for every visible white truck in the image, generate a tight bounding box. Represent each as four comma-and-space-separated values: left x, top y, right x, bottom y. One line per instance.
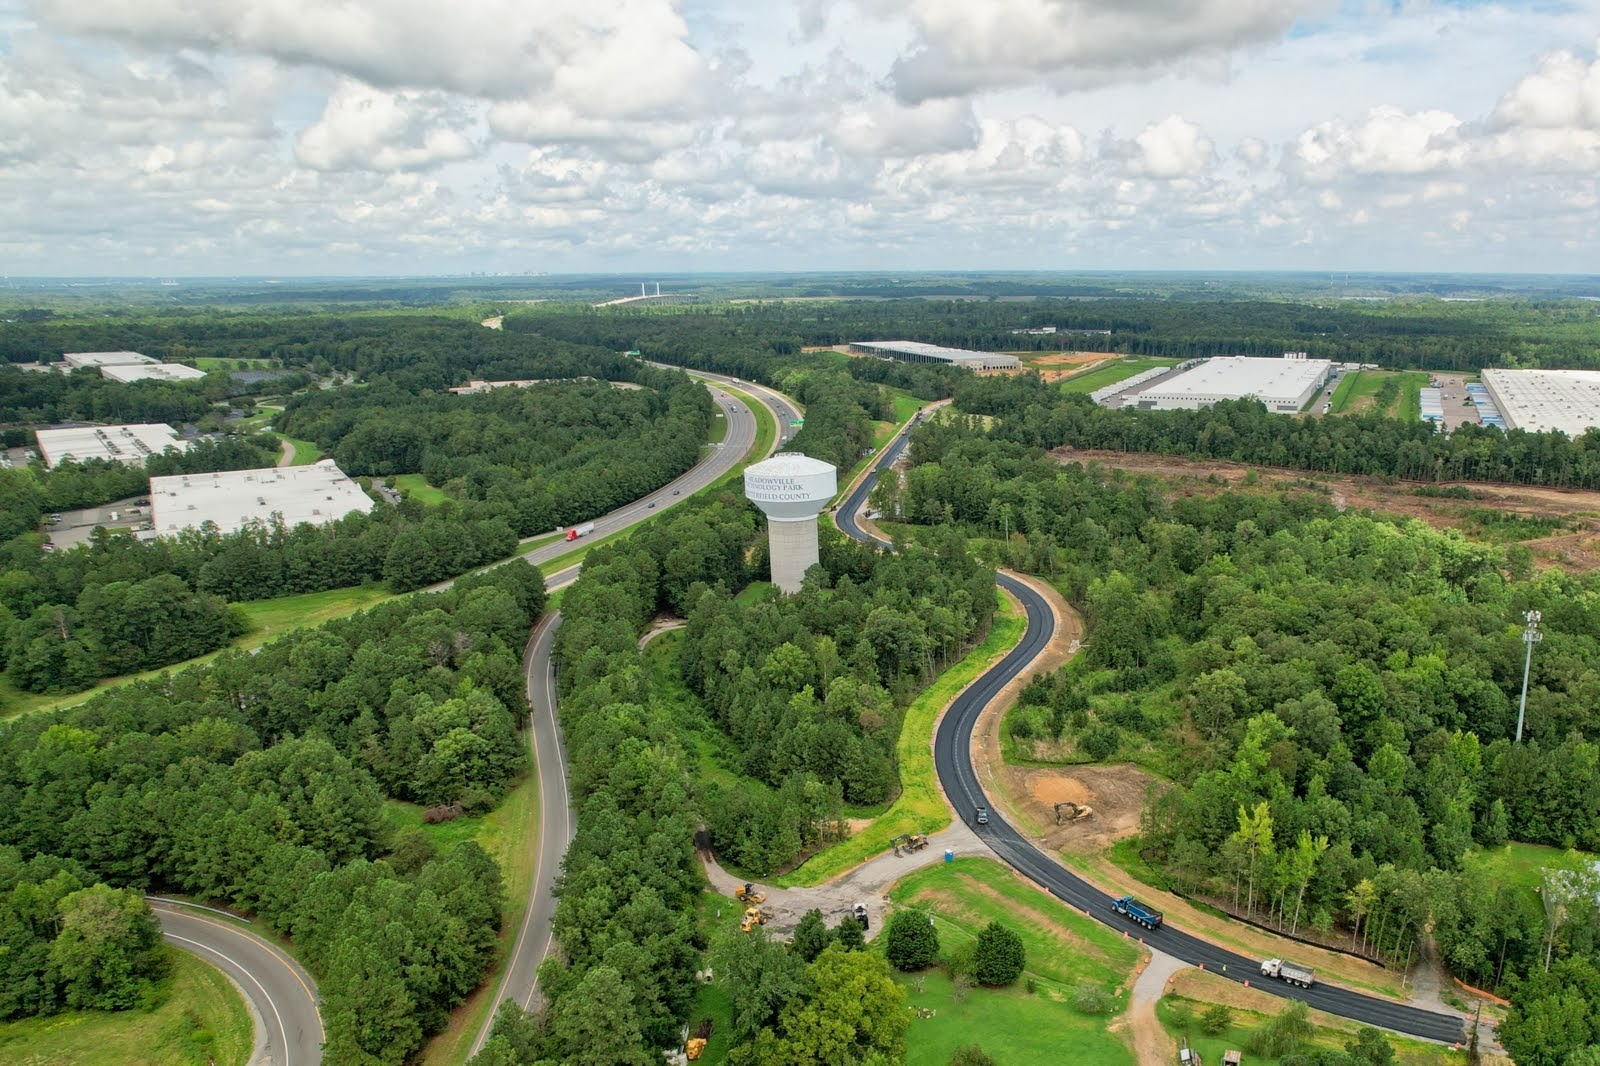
1260, 958, 1315, 988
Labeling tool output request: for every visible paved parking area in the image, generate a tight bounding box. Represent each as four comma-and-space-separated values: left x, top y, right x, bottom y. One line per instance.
1431, 371, 1482, 432
46, 498, 150, 548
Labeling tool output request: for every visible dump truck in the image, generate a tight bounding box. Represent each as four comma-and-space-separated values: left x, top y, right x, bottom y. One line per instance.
735, 883, 767, 904
1259, 958, 1315, 988
564, 522, 596, 542
1111, 895, 1164, 930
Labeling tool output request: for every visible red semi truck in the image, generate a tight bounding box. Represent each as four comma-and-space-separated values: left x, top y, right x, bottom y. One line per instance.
564, 522, 596, 542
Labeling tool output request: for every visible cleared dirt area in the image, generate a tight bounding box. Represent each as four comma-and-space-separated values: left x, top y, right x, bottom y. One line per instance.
1053, 447, 1600, 570
1026, 351, 1117, 383
1011, 764, 1161, 854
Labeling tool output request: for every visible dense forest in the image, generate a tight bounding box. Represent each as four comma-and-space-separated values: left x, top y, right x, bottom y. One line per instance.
893, 392, 1600, 1063
0, 561, 541, 1062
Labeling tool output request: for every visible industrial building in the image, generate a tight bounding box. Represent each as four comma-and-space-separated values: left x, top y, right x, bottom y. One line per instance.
1127, 356, 1333, 413
1480, 369, 1600, 437
34, 424, 187, 468
149, 459, 374, 538
100, 363, 208, 384
848, 340, 1020, 371
61, 351, 155, 369
744, 453, 837, 593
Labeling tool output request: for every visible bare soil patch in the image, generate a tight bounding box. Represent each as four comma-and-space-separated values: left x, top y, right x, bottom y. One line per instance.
1052, 447, 1600, 570
1008, 764, 1158, 855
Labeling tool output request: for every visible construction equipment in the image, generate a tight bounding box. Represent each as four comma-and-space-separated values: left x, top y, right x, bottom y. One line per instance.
686, 1038, 707, 1061
852, 901, 870, 931
735, 883, 767, 904
1179, 1033, 1203, 1066
1111, 895, 1164, 930
740, 906, 771, 933
1054, 801, 1094, 825
1259, 958, 1315, 988
889, 833, 929, 856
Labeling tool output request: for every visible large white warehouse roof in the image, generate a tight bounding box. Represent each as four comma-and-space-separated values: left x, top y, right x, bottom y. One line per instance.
1131, 356, 1333, 413
101, 363, 207, 383
62, 351, 155, 368
849, 340, 1020, 371
35, 424, 187, 468
1481, 369, 1600, 437
149, 459, 374, 537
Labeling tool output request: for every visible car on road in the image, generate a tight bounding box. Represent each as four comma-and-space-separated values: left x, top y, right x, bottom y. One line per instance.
47, 513, 62, 523
974, 806, 989, 825
647, 502, 655, 508
673, 489, 680, 495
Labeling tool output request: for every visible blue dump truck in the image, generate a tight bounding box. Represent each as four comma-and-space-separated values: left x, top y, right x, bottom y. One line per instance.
1111, 895, 1164, 930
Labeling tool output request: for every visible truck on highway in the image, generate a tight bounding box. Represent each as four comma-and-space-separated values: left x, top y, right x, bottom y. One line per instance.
1111, 895, 1164, 930
564, 522, 596, 542
1259, 958, 1315, 988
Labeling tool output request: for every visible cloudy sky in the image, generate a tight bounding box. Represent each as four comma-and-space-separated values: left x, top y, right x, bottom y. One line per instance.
2, 0, 1599, 275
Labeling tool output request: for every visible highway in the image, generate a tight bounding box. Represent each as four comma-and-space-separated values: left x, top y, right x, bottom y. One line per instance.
836, 420, 1468, 1045
469, 375, 778, 1057
151, 898, 324, 1066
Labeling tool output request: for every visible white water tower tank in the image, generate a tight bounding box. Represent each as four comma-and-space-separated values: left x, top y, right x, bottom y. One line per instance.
744, 453, 837, 593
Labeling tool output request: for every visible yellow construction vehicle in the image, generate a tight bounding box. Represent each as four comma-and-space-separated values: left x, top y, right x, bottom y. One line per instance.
889, 833, 930, 856
740, 906, 772, 933
686, 1037, 707, 1061
735, 882, 767, 904
1054, 801, 1094, 825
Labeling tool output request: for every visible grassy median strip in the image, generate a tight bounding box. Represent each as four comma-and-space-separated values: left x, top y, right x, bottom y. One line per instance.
775, 591, 1022, 887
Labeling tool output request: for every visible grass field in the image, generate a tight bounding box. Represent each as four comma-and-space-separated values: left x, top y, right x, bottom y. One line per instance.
392, 473, 451, 506
1327, 371, 1363, 413
1059, 357, 1179, 395
1464, 841, 1591, 892
777, 592, 1022, 887
1327, 370, 1430, 418
887, 388, 925, 424
890, 858, 1138, 1065
236, 585, 394, 647
279, 436, 322, 465
0, 946, 253, 1066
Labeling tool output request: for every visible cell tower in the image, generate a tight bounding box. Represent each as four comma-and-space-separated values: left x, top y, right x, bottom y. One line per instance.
744, 453, 837, 593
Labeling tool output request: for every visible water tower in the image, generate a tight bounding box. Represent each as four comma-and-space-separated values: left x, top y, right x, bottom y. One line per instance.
744, 453, 837, 593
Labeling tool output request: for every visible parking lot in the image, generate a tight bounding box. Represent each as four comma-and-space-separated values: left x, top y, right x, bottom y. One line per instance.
1431, 372, 1482, 432
45, 498, 152, 549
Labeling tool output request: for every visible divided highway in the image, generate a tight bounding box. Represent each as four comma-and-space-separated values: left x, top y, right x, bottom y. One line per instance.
837, 419, 1467, 1045
469, 372, 777, 1057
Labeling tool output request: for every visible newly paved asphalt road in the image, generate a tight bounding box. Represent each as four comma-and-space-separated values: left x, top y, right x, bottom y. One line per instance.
469, 376, 781, 1057
837, 419, 1467, 1045
152, 899, 324, 1066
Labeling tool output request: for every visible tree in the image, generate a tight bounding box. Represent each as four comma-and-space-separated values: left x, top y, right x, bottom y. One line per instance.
719, 929, 806, 1042
884, 908, 941, 972
1344, 1026, 1397, 1065
730, 945, 908, 1066
49, 885, 167, 1011
833, 915, 866, 952
1231, 801, 1275, 920
790, 909, 829, 963
1247, 1001, 1314, 1058
971, 920, 1025, 986
1201, 1003, 1232, 1035
548, 965, 653, 1066
950, 1046, 998, 1066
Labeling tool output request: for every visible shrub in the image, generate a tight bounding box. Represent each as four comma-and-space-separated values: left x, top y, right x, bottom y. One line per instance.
1079, 722, 1120, 761
1247, 1001, 1313, 1057
884, 909, 941, 972
950, 1045, 997, 1066
1200, 1003, 1232, 1035
972, 921, 1025, 986
1071, 984, 1111, 1014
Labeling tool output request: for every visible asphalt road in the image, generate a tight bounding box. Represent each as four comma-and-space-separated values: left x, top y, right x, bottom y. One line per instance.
837, 421, 1468, 1045
469, 378, 781, 1057
152, 899, 324, 1066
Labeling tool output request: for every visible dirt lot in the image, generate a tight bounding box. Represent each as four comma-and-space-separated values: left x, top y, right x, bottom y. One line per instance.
1025, 351, 1116, 382
1053, 447, 1600, 570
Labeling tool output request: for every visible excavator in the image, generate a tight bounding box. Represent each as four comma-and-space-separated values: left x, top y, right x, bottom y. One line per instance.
735, 883, 767, 905
889, 833, 930, 856
1055, 801, 1094, 825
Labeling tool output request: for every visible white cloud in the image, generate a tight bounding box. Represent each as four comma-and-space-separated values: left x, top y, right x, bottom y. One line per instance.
1135, 115, 1214, 179
295, 82, 475, 171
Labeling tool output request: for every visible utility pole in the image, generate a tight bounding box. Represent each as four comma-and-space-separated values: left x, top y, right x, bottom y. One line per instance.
1516, 610, 1543, 743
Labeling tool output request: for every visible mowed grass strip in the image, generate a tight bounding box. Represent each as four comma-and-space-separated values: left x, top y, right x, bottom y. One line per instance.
891, 857, 1140, 993
776, 592, 1022, 887
412, 769, 542, 1066
1059, 357, 1179, 394
392, 473, 451, 506
0, 946, 253, 1066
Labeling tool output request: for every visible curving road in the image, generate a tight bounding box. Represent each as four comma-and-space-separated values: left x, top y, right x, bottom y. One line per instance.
837, 420, 1467, 1045
469, 376, 782, 1057
151, 898, 324, 1066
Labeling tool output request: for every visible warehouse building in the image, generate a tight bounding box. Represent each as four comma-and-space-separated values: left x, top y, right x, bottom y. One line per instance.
34, 424, 187, 468
101, 363, 208, 383
848, 340, 1020, 371
1127, 356, 1333, 413
148, 459, 373, 537
61, 351, 155, 369
1481, 369, 1600, 437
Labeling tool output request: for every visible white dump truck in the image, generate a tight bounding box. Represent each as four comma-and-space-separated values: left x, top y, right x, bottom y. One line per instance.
1260, 958, 1315, 988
